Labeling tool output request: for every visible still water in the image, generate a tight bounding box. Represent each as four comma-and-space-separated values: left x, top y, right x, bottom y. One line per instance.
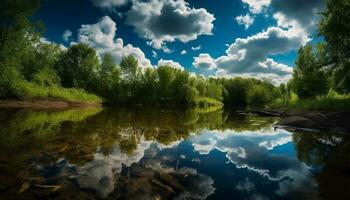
0, 108, 349, 200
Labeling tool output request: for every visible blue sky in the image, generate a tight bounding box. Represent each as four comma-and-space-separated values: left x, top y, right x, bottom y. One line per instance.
35, 0, 324, 84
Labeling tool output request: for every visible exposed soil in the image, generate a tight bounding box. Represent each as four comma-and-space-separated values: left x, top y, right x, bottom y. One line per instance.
0, 100, 101, 109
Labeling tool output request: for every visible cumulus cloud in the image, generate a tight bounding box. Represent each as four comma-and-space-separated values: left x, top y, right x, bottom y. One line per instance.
218, 27, 308, 74
270, 0, 324, 34
193, 53, 216, 70
242, 0, 271, 14
40, 37, 67, 50
199, 26, 307, 83
77, 141, 152, 198
208, 0, 324, 83
157, 58, 184, 70
188, 128, 314, 184
235, 14, 254, 29
191, 45, 202, 51
78, 16, 152, 69
62, 29, 72, 42
126, 0, 215, 51
91, 0, 129, 8
180, 50, 187, 55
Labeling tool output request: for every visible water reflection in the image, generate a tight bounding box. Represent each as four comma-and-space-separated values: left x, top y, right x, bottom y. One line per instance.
0, 108, 349, 199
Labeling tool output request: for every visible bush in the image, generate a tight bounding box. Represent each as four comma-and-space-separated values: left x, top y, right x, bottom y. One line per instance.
270, 90, 350, 111
193, 97, 223, 109
8, 80, 102, 103
248, 85, 271, 107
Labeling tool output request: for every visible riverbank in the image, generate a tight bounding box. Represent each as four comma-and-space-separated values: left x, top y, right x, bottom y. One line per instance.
0, 100, 102, 109
246, 110, 350, 134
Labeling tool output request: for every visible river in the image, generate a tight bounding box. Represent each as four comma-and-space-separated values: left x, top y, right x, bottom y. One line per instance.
0, 108, 349, 199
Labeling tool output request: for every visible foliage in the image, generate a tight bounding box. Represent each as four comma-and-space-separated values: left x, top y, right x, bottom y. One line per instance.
11, 80, 102, 102
319, 0, 350, 93
0, 0, 348, 111
271, 90, 350, 111
54, 43, 99, 89
290, 44, 330, 98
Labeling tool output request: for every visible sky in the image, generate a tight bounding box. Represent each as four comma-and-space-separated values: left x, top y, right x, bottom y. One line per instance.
35, 0, 325, 84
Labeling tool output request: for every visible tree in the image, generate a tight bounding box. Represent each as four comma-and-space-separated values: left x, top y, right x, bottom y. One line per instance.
157, 66, 176, 100
97, 53, 121, 98
140, 68, 158, 103
0, 0, 42, 98
319, 0, 350, 93
120, 55, 140, 99
290, 44, 330, 98
0, 0, 41, 65
221, 77, 249, 107
55, 43, 99, 89
248, 85, 271, 106
21, 42, 63, 81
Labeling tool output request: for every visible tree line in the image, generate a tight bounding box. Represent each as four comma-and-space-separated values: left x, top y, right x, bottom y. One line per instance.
0, 0, 349, 110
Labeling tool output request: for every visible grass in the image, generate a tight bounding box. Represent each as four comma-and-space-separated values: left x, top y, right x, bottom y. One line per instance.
193, 97, 224, 111
13, 81, 103, 103
270, 90, 350, 111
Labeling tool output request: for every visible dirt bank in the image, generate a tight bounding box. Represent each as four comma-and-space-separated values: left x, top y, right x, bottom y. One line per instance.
275, 111, 350, 134
0, 100, 102, 109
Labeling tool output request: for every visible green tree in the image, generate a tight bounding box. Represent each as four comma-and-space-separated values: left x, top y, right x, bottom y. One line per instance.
0, 0, 41, 98
21, 42, 63, 81
140, 68, 158, 103
0, 0, 41, 65
157, 66, 176, 100
319, 0, 350, 93
221, 77, 249, 107
248, 85, 271, 107
55, 43, 99, 89
120, 55, 141, 99
97, 53, 121, 98
291, 44, 330, 98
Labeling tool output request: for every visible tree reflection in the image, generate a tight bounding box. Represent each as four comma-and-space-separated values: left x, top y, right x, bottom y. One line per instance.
0, 107, 281, 199
293, 131, 350, 199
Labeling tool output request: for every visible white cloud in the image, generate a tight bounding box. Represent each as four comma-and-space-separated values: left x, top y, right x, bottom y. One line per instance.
235, 14, 254, 29
203, 26, 307, 84
180, 50, 187, 55
126, 0, 215, 52
91, 0, 129, 8
193, 53, 216, 70
78, 141, 152, 198
152, 50, 158, 58
242, 0, 271, 14
191, 45, 202, 51
62, 29, 72, 42
188, 128, 313, 183
270, 0, 324, 34
157, 58, 184, 70
40, 37, 67, 50
78, 16, 152, 69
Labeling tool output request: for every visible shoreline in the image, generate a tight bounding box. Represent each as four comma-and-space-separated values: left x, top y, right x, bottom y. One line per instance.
0, 100, 102, 109
247, 110, 350, 135
1, 99, 349, 134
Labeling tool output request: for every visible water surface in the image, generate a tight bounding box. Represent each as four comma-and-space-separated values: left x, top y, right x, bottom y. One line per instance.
0, 108, 349, 199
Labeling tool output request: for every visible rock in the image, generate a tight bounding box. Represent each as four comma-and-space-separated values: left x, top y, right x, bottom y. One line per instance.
275, 111, 350, 134
276, 116, 322, 130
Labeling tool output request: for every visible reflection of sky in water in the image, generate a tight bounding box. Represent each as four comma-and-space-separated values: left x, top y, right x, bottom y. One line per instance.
36, 127, 319, 199
185, 128, 319, 199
